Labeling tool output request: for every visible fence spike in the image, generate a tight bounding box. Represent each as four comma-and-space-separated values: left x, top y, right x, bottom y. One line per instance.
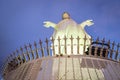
20, 47, 23, 54
10, 54, 13, 60
22, 53, 26, 63
104, 40, 110, 58
77, 36, 80, 54
115, 43, 119, 60
101, 38, 105, 47
20, 47, 27, 63
102, 38, 105, 42
96, 37, 99, 43
70, 35, 74, 54
64, 35, 67, 54
16, 49, 19, 54
34, 41, 37, 47
57, 36, 61, 54
13, 51, 15, 56
29, 43, 34, 59
29, 43, 32, 48
51, 36, 55, 55
34, 41, 39, 58
88, 37, 92, 56
45, 38, 50, 56
39, 39, 44, 57
24, 44, 30, 61
16, 49, 24, 64
83, 35, 87, 55
110, 41, 115, 59
12, 52, 17, 63
108, 40, 110, 44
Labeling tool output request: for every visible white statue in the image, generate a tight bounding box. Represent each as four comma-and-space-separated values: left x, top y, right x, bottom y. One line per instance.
43, 12, 94, 55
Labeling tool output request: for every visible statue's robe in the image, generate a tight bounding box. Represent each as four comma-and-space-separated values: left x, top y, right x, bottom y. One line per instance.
52, 19, 91, 55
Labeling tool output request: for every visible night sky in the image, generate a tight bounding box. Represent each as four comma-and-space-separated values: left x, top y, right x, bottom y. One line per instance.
0, 0, 120, 78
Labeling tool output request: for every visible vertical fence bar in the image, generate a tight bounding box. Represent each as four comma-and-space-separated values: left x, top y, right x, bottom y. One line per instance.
51, 37, 55, 55
9, 54, 14, 69
39, 40, 44, 57
24, 45, 30, 61
12, 54, 16, 64
22, 53, 26, 63
20, 47, 26, 63
100, 38, 105, 57
8, 56, 11, 63
100, 48, 103, 58
10, 54, 14, 68
83, 35, 87, 55
88, 37, 92, 56
45, 38, 50, 56
8, 54, 12, 62
77, 36, 80, 54
70, 35, 73, 54
105, 40, 110, 58
29, 43, 34, 60
18, 55, 22, 64
6, 57, 9, 67
58, 36, 61, 54
10, 54, 13, 60
94, 37, 99, 57
16, 49, 22, 64
110, 41, 115, 59
64, 36, 67, 54
11, 52, 16, 69
88, 37, 93, 56
13, 51, 19, 67
101, 38, 105, 47
34, 41, 39, 58
115, 43, 119, 60
13, 51, 16, 60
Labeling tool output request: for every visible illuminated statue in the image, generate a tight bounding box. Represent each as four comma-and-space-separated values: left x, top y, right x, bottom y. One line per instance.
43, 12, 94, 55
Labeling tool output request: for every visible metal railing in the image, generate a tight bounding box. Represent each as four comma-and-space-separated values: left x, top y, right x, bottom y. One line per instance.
1, 36, 120, 77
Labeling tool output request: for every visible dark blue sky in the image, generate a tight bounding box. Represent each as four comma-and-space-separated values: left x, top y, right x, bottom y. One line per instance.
0, 0, 120, 70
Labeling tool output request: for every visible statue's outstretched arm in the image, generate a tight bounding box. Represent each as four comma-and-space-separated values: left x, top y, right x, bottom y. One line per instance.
79, 20, 94, 29
43, 21, 57, 30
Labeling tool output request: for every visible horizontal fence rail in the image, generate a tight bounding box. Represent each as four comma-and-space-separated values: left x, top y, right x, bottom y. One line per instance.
1, 36, 120, 77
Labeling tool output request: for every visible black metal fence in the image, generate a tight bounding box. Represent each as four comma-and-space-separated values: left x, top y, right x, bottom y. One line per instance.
1, 36, 120, 76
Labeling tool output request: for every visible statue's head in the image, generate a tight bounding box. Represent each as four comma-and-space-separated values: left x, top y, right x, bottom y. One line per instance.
62, 12, 70, 20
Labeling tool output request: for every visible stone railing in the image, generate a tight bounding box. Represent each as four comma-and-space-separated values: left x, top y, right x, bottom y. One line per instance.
1, 36, 120, 77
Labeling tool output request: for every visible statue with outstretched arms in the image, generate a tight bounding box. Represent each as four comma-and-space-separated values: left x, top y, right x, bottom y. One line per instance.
43, 12, 94, 55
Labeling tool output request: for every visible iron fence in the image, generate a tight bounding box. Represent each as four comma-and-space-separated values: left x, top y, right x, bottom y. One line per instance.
1, 36, 120, 77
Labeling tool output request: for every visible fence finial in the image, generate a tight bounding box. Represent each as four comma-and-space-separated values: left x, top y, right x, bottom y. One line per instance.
29, 43, 34, 59
70, 35, 74, 54
57, 36, 61, 54
83, 35, 87, 55
45, 38, 50, 56
34, 41, 39, 58
115, 43, 119, 60
39, 39, 44, 57
77, 36, 80, 54
51, 36, 55, 55
24, 45, 30, 61
110, 41, 115, 59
